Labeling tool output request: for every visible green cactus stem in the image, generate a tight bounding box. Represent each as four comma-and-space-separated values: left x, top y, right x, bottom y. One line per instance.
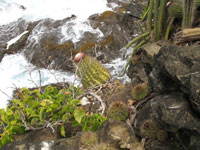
76, 54, 111, 89
154, 0, 160, 41
157, 0, 168, 40
147, 0, 154, 32
165, 17, 175, 40
126, 32, 150, 49
183, 0, 198, 28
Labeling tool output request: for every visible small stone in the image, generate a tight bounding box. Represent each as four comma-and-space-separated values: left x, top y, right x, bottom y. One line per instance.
80, 97, 90, 105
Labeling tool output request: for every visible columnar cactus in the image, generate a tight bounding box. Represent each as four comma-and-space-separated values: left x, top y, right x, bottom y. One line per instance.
74, 52, 111, 89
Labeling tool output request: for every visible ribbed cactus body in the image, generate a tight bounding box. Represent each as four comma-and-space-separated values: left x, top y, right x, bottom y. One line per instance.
77, 55, 111, 89
168, 2, 183, 18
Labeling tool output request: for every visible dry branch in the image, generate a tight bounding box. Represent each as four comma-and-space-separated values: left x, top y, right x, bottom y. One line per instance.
176, 27, 200, 44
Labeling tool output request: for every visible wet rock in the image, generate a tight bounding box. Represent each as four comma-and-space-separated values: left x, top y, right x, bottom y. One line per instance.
0, 19, 29, 42
23, 16, 77, 71
0, 20, 39, 62
0, 41, 7, 49
88, 7, 142, 62
4, 1, 143, 72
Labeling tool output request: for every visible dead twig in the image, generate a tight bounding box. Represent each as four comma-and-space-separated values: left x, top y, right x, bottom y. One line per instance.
28, 71, 39, 89
88, 92, 105, 116
0, 89, 12, 99
128, 93, 155, 128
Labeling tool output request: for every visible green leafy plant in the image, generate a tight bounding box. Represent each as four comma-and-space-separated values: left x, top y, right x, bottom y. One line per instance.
0, 85, 106, 148
73, 112, 107, 131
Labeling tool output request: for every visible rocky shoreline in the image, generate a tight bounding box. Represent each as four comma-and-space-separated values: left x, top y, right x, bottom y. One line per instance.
1, 0, 200, 150
3, 42, 200, 150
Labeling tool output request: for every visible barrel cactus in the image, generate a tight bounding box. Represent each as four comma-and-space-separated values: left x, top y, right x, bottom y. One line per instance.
80, 132, 98, 149
107, 101, 129, 121
167, 0, 183, 18
74, 52, 111, 89
131, 82, 149, 101
140, 119, 159, 139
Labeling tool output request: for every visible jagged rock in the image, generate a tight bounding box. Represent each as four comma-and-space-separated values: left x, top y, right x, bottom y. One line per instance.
2, 120, 137, 150
151, 93, 200, 134
127, 47, 155, 83
134, 94, 186, 150
126, 42, 200, 150
0, 41, 7, 49
97, 119, 138, 149
0, 19, 29, 42
149, 45, 200, 113
150, 93, 200, 149
88, 6, 142, 63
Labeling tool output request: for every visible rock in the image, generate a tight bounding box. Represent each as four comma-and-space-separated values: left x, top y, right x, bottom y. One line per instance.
98, 119, 138, 148
151, 93, 200, 149
0, 1, 144, 72
0, 19, 29, 42
0, 41, 7, 49
88, 7, 142, 63
151, 93, 200, 133
149, 45, 200, 113
134, 93, 189, 150
2, 120, 137, 150
127, 47, 155, 83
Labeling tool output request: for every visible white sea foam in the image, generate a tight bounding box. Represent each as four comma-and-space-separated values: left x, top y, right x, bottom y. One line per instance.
7, 30, 28, 49
61, 20, 103, 43
0, 0, 109, 25
0, 53, 79, 108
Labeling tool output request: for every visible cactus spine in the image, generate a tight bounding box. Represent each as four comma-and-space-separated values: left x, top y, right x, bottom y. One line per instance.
76, 54, 111, 89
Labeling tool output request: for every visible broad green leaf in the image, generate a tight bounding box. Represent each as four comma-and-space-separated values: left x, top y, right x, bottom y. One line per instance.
60, 125, 66, 137
62, 113, 70, 121
74, 108, 85, 123
39, 107, 45, 122
6, 109, 13, 115
11, 120, 17, 125
71, 99, 80, 106
61, 105, 69, 113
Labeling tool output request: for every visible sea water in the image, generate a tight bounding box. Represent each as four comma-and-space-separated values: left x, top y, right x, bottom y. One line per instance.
0, 0, 130, 109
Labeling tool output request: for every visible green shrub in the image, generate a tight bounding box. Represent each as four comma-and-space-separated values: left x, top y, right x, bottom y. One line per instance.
0, 85, 106, 148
